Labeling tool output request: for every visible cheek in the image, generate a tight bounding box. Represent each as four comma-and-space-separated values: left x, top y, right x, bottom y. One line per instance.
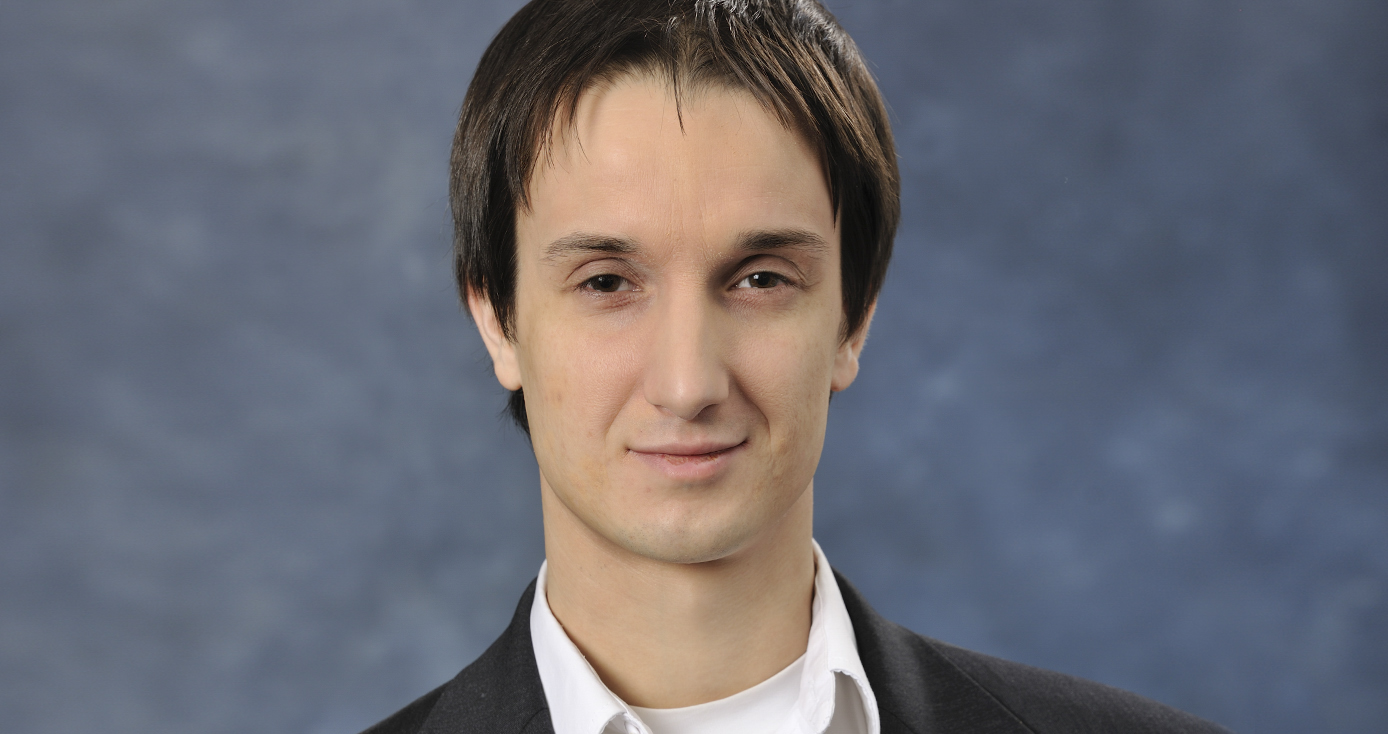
520, 331, 622, 502
517, 307, 644, 455
730, 313, 840, 453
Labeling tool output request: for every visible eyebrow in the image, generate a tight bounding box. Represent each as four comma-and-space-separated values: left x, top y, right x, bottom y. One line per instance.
735, 228, 830, 255
540, 228, 829, 261
542, 233, 639, 262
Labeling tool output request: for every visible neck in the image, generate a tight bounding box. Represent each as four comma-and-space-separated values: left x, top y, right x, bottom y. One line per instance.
540, 479, 816, 709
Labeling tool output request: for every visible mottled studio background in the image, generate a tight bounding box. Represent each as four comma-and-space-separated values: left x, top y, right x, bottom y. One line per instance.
1, 0, 1385, 732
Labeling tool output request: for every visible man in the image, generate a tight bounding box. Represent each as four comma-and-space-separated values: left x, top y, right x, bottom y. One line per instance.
366, 1, 1229, 732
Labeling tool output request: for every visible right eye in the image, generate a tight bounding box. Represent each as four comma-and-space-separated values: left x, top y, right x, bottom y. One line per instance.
581, 274, 632, 293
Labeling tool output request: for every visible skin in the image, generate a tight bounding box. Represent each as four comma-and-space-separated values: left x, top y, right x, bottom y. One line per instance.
469, 75, 873, 708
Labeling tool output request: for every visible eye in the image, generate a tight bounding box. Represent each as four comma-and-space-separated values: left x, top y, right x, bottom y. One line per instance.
734, 272, 787, 289
581, 273, 632, 293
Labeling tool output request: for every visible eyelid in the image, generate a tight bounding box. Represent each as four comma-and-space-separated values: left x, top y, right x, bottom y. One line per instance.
733, 253, 808, 282
578, 273, 637, 293
731, 270, 796, 290
571, 257, 641, 287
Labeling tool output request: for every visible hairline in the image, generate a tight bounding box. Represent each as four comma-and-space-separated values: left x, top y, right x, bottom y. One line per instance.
519, 67, 831, 219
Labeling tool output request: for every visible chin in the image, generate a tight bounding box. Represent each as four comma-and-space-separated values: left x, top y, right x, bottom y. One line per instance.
613, 526, 756, 565
601, 491, 799, 566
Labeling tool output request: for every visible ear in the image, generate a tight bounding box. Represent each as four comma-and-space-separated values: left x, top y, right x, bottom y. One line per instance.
831, 300, 875, 392
467, 288, 523, 391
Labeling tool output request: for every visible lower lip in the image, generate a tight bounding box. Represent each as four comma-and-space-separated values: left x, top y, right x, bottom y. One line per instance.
628, 442, 746, 482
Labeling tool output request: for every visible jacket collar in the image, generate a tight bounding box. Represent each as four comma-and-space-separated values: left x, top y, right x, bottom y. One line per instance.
834, 570, 1031, 734
419, 580, 555, 734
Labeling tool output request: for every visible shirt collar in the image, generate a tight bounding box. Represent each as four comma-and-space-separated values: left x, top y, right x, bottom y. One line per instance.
529, 540, 880, 734
530, 564, 644, 734
793, 540, 880, 734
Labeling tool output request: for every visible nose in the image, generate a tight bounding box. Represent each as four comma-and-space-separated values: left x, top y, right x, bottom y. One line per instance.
642, 292, 730, 421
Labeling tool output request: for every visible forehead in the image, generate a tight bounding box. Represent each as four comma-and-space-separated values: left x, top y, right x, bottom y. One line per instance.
519, 75, 836, 252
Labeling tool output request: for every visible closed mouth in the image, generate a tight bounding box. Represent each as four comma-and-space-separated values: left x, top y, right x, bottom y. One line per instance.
629, 440, 748, 462
641, 442, 745, 464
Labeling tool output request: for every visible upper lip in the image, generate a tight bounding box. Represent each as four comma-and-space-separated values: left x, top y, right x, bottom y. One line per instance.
629, 439, 746, 456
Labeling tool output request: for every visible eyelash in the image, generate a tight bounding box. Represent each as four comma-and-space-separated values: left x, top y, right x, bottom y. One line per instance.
580, 273, 634, 293
733, 272, 790, 289
579, 271, 792, 294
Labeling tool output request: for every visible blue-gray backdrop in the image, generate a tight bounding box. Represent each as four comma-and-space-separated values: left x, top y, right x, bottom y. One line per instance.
2, 1, 1385, 732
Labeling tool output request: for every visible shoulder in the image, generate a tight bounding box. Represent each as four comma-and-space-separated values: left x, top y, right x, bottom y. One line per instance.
356, 580, 552, 734
360, 684, 447, 734
922, 636, 1231, 734
831, 570, 1231, 734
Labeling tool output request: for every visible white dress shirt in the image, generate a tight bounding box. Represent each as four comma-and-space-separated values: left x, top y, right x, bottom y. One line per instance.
530, 541, 880, 734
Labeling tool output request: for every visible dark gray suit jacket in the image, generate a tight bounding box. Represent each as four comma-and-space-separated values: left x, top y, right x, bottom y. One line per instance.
363, 571, 1230, 733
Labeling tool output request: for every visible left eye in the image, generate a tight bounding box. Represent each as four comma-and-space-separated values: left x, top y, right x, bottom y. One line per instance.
735, 272, 785, 289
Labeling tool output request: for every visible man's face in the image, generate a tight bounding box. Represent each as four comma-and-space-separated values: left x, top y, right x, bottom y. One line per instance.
472, 76, 869, 564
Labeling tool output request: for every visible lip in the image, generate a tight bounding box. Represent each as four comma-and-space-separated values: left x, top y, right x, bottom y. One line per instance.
627, 439, 747, 482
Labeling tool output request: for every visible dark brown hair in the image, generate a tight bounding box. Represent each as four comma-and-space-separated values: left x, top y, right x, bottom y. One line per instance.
452, 0, 899, 433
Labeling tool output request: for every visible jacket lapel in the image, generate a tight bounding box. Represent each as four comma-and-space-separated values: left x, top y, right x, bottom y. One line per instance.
835, 571, 1034, 734
419, 580, 555, 734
